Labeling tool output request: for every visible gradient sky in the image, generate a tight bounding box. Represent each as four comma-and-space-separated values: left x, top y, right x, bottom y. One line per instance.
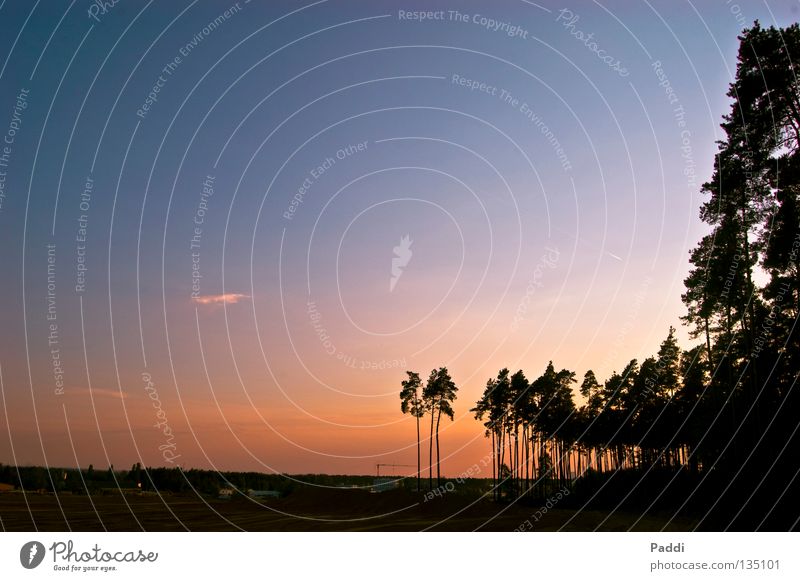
1, 0, 798, 477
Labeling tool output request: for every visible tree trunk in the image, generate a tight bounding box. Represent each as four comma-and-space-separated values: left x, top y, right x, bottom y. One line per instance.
704, 315, 714, 371
428, 404, 435, 491
495, 428, 501, 501
524, 425, 529, 496
435, 407, 442, 487
491, 429, 497, 501
416, 412, 421, 492
499, 429, 506, 499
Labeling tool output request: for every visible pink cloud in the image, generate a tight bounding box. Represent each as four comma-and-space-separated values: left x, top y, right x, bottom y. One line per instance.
191, 293, 250, 305
67, 388, 128, 400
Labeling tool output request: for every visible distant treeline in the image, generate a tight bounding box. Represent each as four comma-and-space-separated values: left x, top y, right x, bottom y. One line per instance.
0, 463, 384, 496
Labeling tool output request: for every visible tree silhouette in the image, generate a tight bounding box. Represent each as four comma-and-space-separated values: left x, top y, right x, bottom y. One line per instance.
471, 369, 510, 500
399, 371, 424, 492
423, 367, 458, 488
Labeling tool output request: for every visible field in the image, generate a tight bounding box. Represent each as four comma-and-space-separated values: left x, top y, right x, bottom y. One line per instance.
0, 487, 697, 532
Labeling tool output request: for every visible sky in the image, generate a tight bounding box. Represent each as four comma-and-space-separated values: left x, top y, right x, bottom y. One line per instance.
0, 0, 798, 477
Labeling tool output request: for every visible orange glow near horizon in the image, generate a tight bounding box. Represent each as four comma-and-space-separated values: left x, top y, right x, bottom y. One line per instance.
2, 0, 785, 480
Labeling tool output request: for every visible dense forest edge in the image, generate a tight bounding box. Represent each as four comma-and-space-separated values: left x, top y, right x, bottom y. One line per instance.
400, 20, 800, 531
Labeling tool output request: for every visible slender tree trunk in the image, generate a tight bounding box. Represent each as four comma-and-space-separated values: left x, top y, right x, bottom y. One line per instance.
704, 315, 714, 371
428, 406, 435, 491
491, 429, 496, 501
553, 439, 558, 491
535, 434, 541, 497
435, 407, 442, 487
522, 425, 530, 496
514, 424, 520, 496
495, 427, 501, 501
499, 429, 506, 499
416, 412, 421, 492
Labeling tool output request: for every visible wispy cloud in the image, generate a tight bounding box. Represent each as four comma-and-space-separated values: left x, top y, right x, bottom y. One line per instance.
67, 388, 128, 400
191, 293, 250, 305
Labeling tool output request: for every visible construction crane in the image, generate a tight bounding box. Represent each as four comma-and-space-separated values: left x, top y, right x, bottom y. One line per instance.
375, 463, 415, 477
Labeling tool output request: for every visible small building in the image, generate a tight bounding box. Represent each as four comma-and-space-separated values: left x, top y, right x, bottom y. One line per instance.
371, 478, 400, 493
101, 487, 141, 496
247, 489, 280, 499
0, 482, 14, 493
218, 488, 235, 499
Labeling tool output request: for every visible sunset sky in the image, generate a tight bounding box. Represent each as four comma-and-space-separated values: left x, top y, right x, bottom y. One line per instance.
1, 0, 798, 477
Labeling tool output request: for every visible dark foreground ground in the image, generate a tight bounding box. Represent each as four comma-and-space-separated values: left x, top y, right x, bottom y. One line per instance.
0, 488, 697, 531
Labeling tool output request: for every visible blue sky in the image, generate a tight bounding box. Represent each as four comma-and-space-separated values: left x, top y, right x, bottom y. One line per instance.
0, 0, 798, 474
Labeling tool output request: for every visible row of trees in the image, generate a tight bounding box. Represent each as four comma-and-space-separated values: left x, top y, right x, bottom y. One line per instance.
398, 24, 799, 523
470, 327, 711, 500
0, 463, 343, 496
394, 327, 698, 502
0, 463, 142, 494
399, 367, 458, 491
393, 23, 799, 527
